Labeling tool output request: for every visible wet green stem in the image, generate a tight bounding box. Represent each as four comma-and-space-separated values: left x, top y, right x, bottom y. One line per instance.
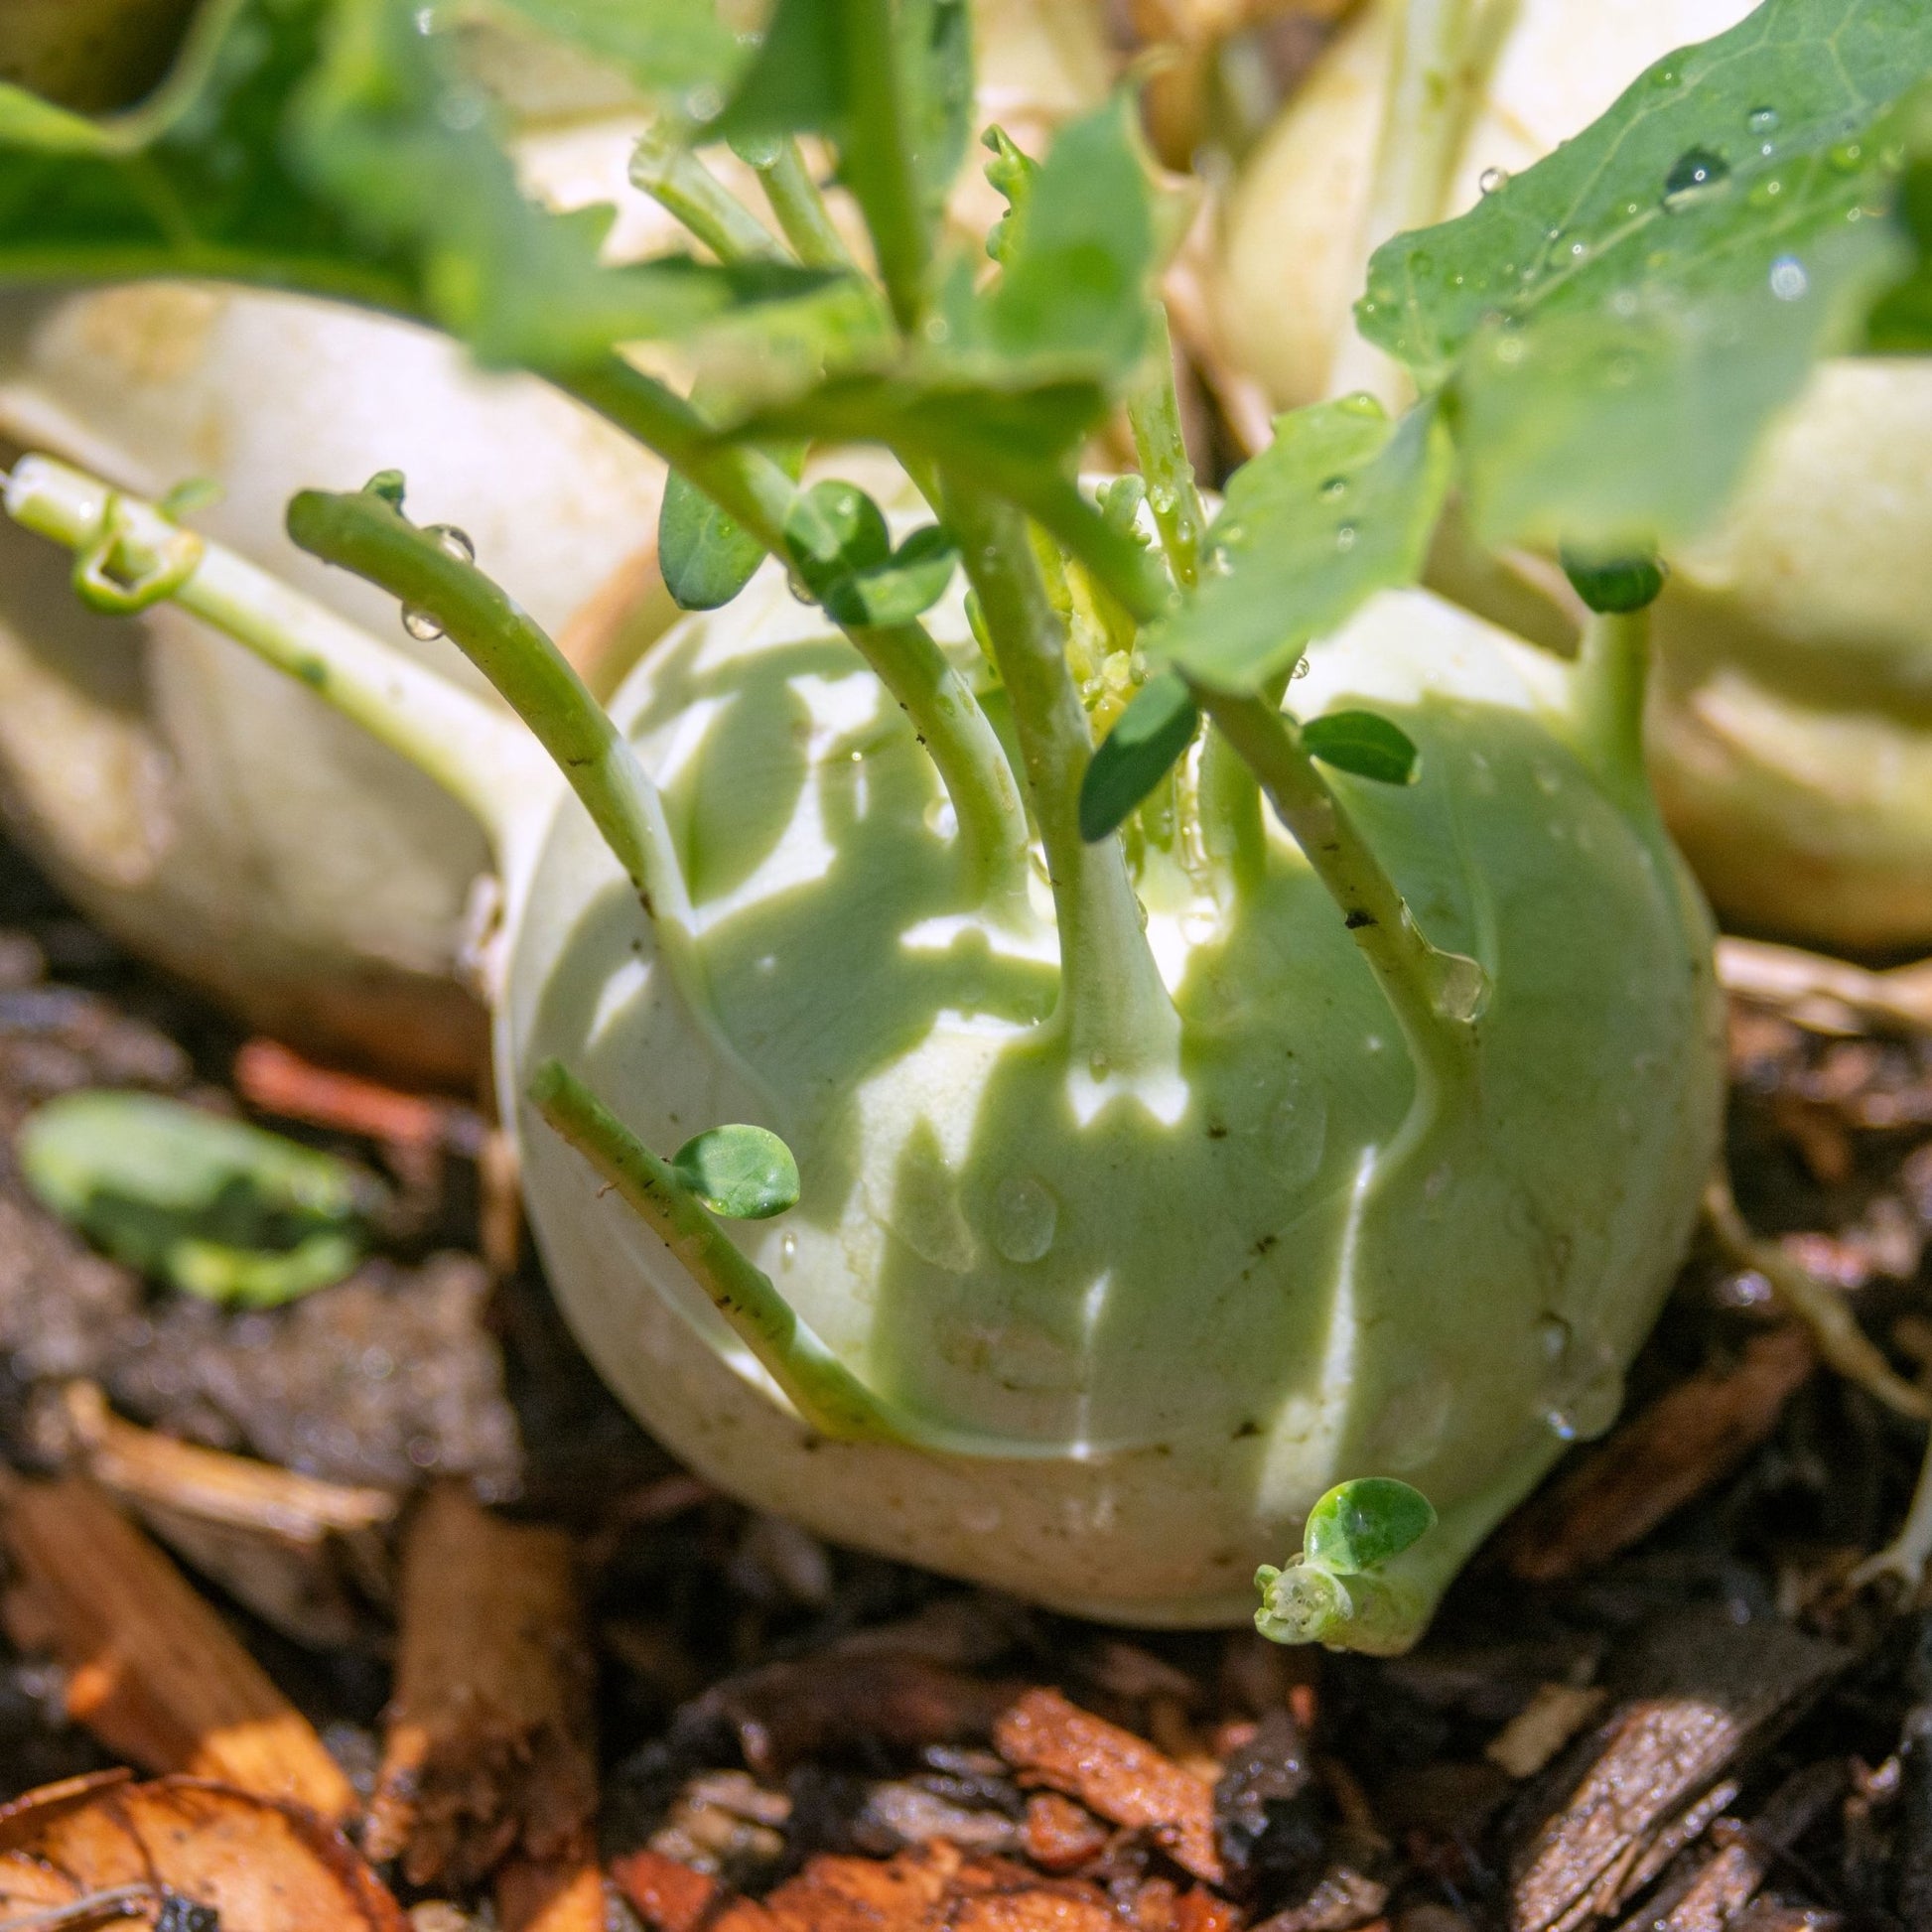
1574, 607, 1653, 816
1200, 691, 1481, 1091
1126, 307, 1207, 592
836, 0, 927, 333
752, 138, 857, 270
630, 126, 782, 261
944, 480, 1180, 1077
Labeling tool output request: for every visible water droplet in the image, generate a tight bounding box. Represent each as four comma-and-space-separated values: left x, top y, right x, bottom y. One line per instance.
1180, 903, 1218, 945
424, 522, 475, 564
1429, 948, 1489, 1024
1336, 391, 1382, 417
1746, 105, 1780, 136
780, 1231, 798, 1265
923, 796, 958, 838
1318, 476, 1349, 500
683, 81, 724, 121
1333, 523, 1357, 553
1651, 63, 1681, 89
992, 1173, 1058, 1263
1219, 522, 1246, 545
1827, 139, 1865, 173
1290, 655, 1311, 680
786, 571, 815, 604
1269, 1065, 1328, 1191
1662, 146, 1729, 209
1477, 166, 1509, 196
1543, 1363, 1623, 1443
1768, 253, 1809, 301
1148, 482, 1176, 515
1746, 175, 1784, 207
1087, 1048, 1110, 1078
1538, 1313, 1572, 1363
402, 606, 444, 642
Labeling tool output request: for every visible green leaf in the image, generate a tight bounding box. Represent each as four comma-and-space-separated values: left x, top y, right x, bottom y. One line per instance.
900, 0, 973, 224
0, 0, 841, 374
672, 1124, 802, 1219
1302, 1477, 1437, 1575
1078, 671, 1199, 842
711, 0, 840, 146
1558, 546, 1668, 615
660, 473, 766, 612
966, 96, 1154, 378
17, 1089, 380, 1305
485, 0, 745, 100
981, 123, 1038, 263
1144, 396, 1451, 695
782, 481, 958, 625
1299, 709, 1419, 785
1865, 79, 1932, 347
1360, 0, 1926, 550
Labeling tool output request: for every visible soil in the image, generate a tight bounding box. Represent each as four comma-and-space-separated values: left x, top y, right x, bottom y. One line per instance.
1, 824, 1929, 1932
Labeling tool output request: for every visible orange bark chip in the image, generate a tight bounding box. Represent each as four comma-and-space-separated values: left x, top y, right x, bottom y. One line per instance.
995, 1690, 1225, 1885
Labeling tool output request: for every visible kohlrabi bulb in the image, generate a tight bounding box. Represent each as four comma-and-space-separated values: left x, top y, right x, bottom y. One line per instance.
0, 285, 667, 1081
501, 558, 1722, 1627
1213, 0, 1932, 952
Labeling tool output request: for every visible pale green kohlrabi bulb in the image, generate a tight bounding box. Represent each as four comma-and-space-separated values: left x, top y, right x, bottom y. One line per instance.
496, 540, 1724, 1630
1212, 0, 1932, 954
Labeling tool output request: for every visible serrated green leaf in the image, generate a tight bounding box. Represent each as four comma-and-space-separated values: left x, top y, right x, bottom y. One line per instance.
1360, 0, 1926, 550
660, 473, 766, 611
0, 0, 842, 374
1303, 1477, 1437, 1575
1078, 671, 1199, 843
1143, 397, 1450, 695
1298, 709, 1419, 786
981, 122, 1037, 263
672, 1124, 801, 1219
486, 0, 744, 99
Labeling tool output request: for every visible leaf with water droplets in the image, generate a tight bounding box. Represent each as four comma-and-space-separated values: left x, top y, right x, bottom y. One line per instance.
1303, 1477, 1437, 1574
672, 1125, 802, 1221
1359, 0, 1929, 548
1141, 396, 1450, 694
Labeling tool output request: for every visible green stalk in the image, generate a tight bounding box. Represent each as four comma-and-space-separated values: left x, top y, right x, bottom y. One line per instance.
945, 480, 1180, 1077
629, 126, 783, 262
1126, 307, 1207, 592
531, 1060, 1078, 1458
1199, 692, 1482, 1092
836, 0, 927, 333
751, 138, 857, 271
1327, 0, 1483, 407
1573, 607, 1653, 816
281, 483, 763, 1104
568, 358, 1027, 894
3, 456, 539, 847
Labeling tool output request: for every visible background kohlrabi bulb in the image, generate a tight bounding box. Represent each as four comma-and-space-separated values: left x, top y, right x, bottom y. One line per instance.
1212, 0, 1932, 954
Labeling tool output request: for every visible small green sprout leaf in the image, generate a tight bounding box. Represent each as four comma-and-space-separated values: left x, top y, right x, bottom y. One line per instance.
660, 474, 766, 612
1559, 547, 1668, 616
1144, 396, 1450, 694
671, 1125, 802, 1220
785, 480, 894, 599
1299, 710, 1420, 786
823, 525, 961, 627
1079, 671, 1199, 842
982, 124, 1039, 264
17, 1089, 381, 1306
1303, 1476, 1437, 1573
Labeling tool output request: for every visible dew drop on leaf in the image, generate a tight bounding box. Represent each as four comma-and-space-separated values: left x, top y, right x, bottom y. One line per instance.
991, 1173, 1057, 1263
1477, 166, 1508, 196
1746, 105, 1779, 136
1828, 140, 1865, 174
402, 607, 444, 642
1318, 476, 1349, 500
1662, 146, 1729, 209
1333, 523, 1357, 553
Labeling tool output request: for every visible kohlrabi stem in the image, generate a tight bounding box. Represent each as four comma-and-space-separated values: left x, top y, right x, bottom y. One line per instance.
1574, 608, 1653, 815
531, 1060, 1082, 1458
630, 125, 783, 262
944, 481, 1181, 1077
569, 358, 1028, 893
1, 456, 540, 849
1198, 724, 1268, 896
283, 483, 761, 1104
752, 138, 857, 271
1201, 692, 1482, 1089
530, 1060, 907, 1446
837, 0, 927, 333
1327, 0, 1483, 407
856, 619, 1032, 909
1127, 308, 1207, 592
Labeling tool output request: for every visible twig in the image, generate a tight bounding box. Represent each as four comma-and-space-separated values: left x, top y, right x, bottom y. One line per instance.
1704, 1171, 1932, 1424
0, 1475, 356, 1821
365, 1482, 596, 1889
1717, 935, 1932, 1036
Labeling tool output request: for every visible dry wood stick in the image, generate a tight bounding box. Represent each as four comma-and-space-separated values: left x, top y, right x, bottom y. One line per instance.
0, 1473, 356, 1821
